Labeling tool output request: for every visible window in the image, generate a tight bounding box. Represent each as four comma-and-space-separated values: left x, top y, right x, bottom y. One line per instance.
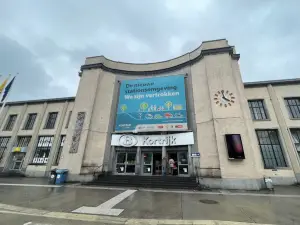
285, 98, 300, 119
3, 115, 17, 131
44, 112, 58, 129
291, 129, 300, 158
15, 136, 31, 147
32, 136, 54, 164
23, 113, 37, 130
0, 137, 10, 162
256, 130, 287, 169
54, 135, 66, 165
65, 111, 72, 129
248, 100, 268, 120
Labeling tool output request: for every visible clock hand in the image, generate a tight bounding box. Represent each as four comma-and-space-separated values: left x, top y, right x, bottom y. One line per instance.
222, 96, 230, 101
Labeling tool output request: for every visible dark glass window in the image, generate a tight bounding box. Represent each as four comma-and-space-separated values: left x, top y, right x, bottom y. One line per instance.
54, 135, 66, 165
15, 136, 31, 147
291, 129, 300, 159
4, 115, 17, 131
23, 113, 37, 130
225, 134, 245, 159
32, 136, 54, 164
256, 130, 287, 169
248, 100, 268, 120
65, 111, 72, 129
285, 98, 300, 119
0, 137, 10, 162
44, 112, 58, 129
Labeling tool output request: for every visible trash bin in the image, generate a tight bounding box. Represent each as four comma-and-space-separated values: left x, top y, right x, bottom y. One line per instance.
49, 169, 57, 184
55, 169, 68, 185
264, 177, 274, 190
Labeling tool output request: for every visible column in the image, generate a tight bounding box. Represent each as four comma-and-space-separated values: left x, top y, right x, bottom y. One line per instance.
162, 146, 167, 176
188, 145, 193, 176
267, 84, 300, 182
135, 146, 141, 175
45, 101, 69, 174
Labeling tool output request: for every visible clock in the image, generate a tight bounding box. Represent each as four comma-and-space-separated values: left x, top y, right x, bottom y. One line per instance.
214, 90, 235, 107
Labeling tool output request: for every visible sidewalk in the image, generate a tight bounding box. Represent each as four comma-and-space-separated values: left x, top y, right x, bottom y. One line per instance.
0, 177, 300, 196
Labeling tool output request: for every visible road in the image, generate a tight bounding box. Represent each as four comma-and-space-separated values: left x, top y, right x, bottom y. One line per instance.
0, 178, 300, 224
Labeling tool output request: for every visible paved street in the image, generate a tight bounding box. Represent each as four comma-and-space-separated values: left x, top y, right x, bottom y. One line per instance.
0, 178, 300, 224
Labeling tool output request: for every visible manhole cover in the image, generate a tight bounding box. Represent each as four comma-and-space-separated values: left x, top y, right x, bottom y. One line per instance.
199, 199, 219, 204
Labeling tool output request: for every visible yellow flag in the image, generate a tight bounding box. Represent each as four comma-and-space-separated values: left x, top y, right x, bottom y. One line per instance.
0, 76, 10, 94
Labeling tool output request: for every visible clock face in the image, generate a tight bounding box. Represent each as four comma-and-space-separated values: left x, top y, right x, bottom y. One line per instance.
214, 90, 235, 107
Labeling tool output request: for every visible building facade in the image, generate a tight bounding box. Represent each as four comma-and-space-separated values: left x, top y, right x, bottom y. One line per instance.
0, 39, 300, 190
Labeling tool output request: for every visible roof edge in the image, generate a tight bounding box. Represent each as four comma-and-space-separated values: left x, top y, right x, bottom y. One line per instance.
2, 97, 75, 106
80, 39, 240, 75
244, 78, 300, 87
2, 78, 299, 106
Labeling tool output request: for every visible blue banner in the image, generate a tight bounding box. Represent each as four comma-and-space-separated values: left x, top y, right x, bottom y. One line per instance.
115, 75, 188, 132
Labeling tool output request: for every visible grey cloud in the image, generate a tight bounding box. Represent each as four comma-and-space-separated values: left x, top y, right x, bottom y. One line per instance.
0, 0, 299, 101
0, 35, 70, 101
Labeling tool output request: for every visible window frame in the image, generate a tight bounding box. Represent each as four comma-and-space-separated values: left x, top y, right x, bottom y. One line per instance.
290, 128, 300, 160
256, 129, 287, 169
44, 112, 58, 129
15, 136, 31, 147
3, 114, 18, 131
248, 99, 269, 121
284, 97, 300, 119
23, 113, 37, 130
31, 136, 54, 165
0, 137, 11, 162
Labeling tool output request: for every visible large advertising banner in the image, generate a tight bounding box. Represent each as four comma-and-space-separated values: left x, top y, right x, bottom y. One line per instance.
115, 75, 188, 132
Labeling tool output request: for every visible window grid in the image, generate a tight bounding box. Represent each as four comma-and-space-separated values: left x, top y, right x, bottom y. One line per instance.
54, 135, 66, 165
248, 100, 268, 120
44, 112, 58, 129
32, 136, 54, 164
256, 130, 287, 169
23, 113, 37, 130
15, 136, 31, 147
4, 115, 17, 131
285, 98, 300, 119
65, 111, 72, 129
0, 137, 10, 162
291, 129, 300, 159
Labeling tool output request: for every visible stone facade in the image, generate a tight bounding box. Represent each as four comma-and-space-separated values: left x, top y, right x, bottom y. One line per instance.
0, 39, 300, 190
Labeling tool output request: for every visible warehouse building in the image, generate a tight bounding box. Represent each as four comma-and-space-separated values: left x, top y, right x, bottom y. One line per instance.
0, 39, 300, 190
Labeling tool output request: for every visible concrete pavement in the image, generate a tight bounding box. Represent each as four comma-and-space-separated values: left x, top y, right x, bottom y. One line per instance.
0, 178, 300, 224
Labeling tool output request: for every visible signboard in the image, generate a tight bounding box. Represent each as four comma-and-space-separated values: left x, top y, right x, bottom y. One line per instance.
11, 147, 27, 153
111, 132, 194, 147
191, 152, 200, 157
115, 75, 187, 132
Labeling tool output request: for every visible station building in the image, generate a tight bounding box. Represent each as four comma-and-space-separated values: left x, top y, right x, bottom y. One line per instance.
0, 39, 300, 190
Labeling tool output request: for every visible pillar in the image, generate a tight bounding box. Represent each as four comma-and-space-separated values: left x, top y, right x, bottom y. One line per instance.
162, 146, 167, 175
135, 146, 141, 175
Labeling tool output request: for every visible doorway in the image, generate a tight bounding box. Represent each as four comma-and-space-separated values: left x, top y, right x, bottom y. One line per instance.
115, 152, 136, 174
167, 151, 189, 176
10, 152, 26, 170
153, 153, 162, 175
142, 152, 162, 175
168, 152, 178, 175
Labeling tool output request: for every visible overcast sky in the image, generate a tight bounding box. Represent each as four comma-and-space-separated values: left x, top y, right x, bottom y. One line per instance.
0, 0, 299, 101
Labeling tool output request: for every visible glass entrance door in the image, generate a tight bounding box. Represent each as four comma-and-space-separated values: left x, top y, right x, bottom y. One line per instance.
10, 153, 25, 170
116, 152, 136, 174
177, 151, 189, 176
142, 152, 153, 175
